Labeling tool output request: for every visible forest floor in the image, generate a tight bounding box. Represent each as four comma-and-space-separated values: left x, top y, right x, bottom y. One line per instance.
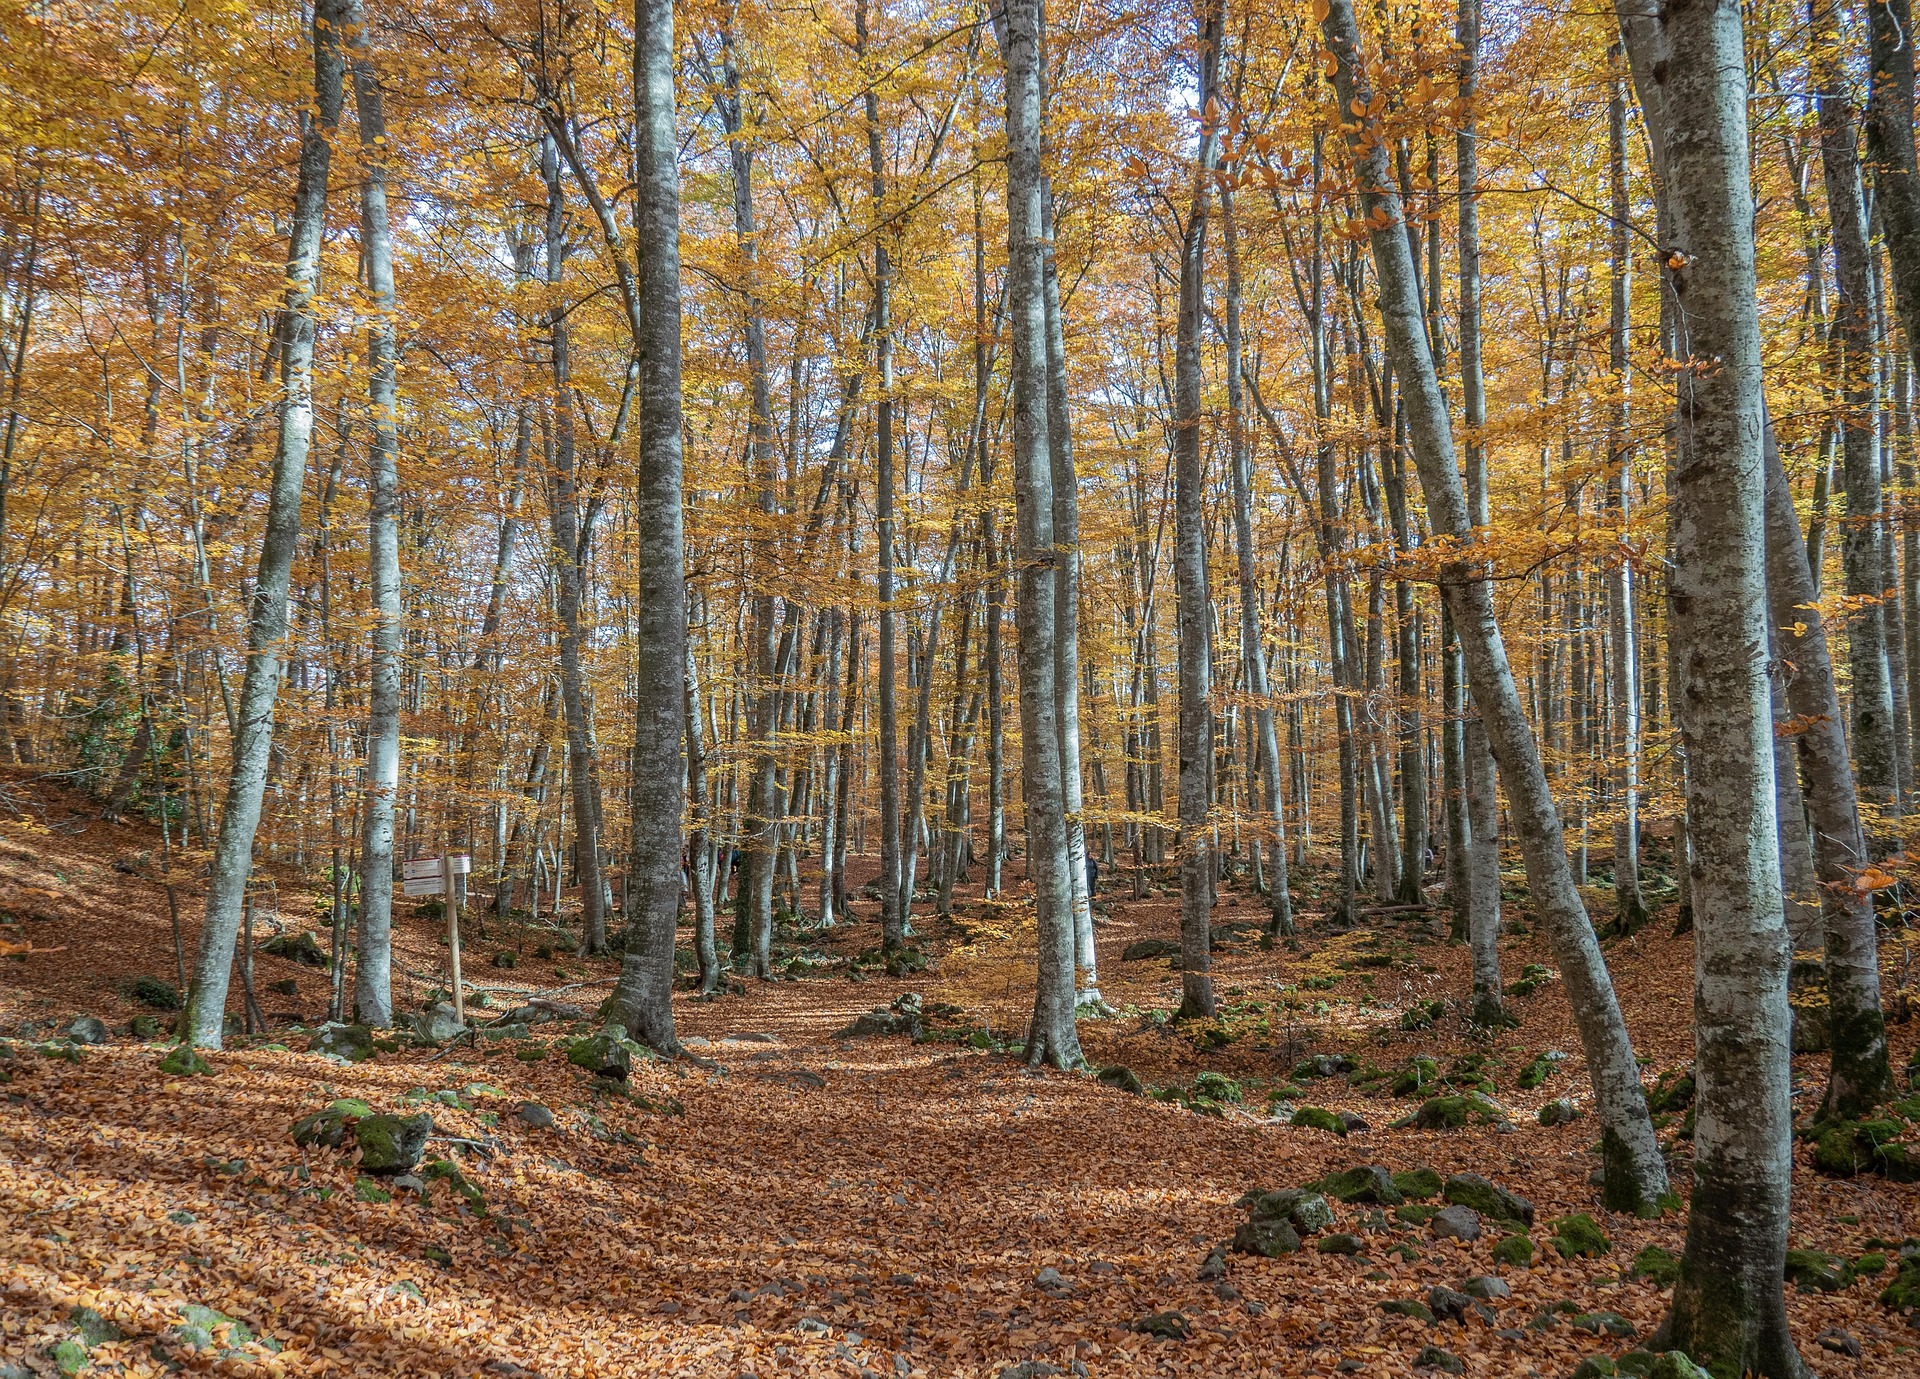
1, 771, 1918, 1377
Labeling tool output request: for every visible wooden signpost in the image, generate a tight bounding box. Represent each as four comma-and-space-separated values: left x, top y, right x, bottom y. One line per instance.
403, 853, 472, 1025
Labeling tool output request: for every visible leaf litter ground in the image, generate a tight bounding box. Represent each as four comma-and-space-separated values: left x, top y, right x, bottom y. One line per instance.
1, 776, 1917, 1377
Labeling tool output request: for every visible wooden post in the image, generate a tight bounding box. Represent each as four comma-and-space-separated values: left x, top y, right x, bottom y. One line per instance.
445, 856, 465, 1027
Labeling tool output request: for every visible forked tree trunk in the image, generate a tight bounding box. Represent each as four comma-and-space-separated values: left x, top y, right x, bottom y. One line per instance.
185, 0, 346, 1048
1322, 0, 1667, 1210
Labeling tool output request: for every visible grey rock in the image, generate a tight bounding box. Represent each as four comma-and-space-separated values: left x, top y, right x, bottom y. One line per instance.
65, 1016, 109, 1046
1461, 1275, 1509, 1300
1337, 1111, 1371, 1134
413, 1003, 466, 1045
1815, 1329, 1861, 1358
1431, 1205, 1484, 1243
514, 1101, 555, 1130
313, 1022, 376, 1062
1426, 1286, 1474, 1324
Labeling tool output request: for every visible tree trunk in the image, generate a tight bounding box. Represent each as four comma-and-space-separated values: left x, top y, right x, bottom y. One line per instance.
1629, 0, 1803, 1369
1815, 0, 1898, 825
999, 0, 1082, 1068
1323, 0, 1667, 1210
346, 0, 400, 1030
1457, 0, 1504, 1021
1171, 0, 1222, 1022
1761, 427, 1895, 1118
605, 0, 687, 1054
184, 0, 345, 1048
1223, 184, 1292, 938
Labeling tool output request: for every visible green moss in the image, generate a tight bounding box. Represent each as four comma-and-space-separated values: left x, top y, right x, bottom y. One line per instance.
1443, 1172, 1533, 1225
1783, 1249, 1852, 1293
1098, 1065, 1145, 1095
1877, 1256, 1920, 1310
1312, 1165, 1405, 1205
1392, 1056, 1441, 1097
157, 1045, 213, 1077
353, 1177, 392, 1203
1492, 1234, 1535, 1268
1316, 1232, 1365, 1254
1647, 1070, 1696, 1114
1230, 1216, 1301, 1257
48, 1339, 88, 1376
353, 1112, 430, 1174
1549, 1213, 1611, 1258
1414, 1093, 1503, 1130
1193, 1071, 1242, 1103
1392, 1167, 1443, 1200
1379, 1298, 1435, 1323
1291, 1105, 1344, 1134
1856, 1251, 1888, 1275
1629, 1245, 1681, 1288
1394, 1204, 1436, 1226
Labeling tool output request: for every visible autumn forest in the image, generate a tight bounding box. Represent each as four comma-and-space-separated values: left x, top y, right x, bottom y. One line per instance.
2, 0, 1919, 1374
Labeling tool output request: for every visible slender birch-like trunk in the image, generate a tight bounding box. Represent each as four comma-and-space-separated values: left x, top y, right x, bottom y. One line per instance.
344, 0, 400, 1029
1322, 0, 1666, 1209
185, 0, 346, 1048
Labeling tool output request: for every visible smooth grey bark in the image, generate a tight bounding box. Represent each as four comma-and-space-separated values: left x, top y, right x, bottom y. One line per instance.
857, 0, 904, 953
1041, 180, 1100, 1007
184, 0, 346, 1048
1606, 52, 1647, 932
346, 0, 399, 1029
539, 135, 609, 960
716, 25, 784, 977
1000, 0, 1081, 1069
685, 627, 720, 994
1172, 0, 1223, 1022
1769, 657, 1821, 953
604, 0, 687, 1054
1222, 184, 1291, 937
1628, 0, 1802, 1370
1323, 0, 1667, 1209
1762, 429, 1895, 1119
1457, 0, 1503, 1021
1814, 0, 1898, 823
1869, 0, 1920, 482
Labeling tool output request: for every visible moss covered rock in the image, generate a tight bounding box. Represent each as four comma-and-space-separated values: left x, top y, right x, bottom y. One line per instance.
1238, 1187, 1334, 1235
157, 1045, 213, 1077
1291, 1105, 1345, 1134
1414, 1093, 1504, 1130
1492, 1233, 1535, 1269
1629, 1245, 1680, 1288
1548, 1213, 1610, 1259
1392, 1056, 1440, 1097
1230, 1216, 1301, 1257
567, 1027, 650, 1079
290, 1097, 376, 1150
1876, 1256, 1920, 1312
1393, 1167, 1443, 1200
1097, 1065, 1145, 1095
1312, 1164, 1405, 1205
1443, 1172, 1534, 1225
354, 1112, 431, 1175
311, 1022, 376, 1062
1784, 1249, 1853, 1293
1193, 1071, 1241, 1103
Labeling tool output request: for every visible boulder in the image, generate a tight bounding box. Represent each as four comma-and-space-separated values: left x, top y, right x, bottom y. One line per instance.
1314, 1164, 1404, 1205
412, 1003, 467, 1046
1426, 1286, 1474, 1323
567, 1028, 649, 1079
1537, 1098, 1582, 1126
1414, 1346, 1463, 1375
1784, 1249, 1853, 1293
1443, 1172, 1534, 1225
355, 1112, 432, 1175
513, 1101, 554, 1130
291, 1097, 376, 1150
1431, 1206, 1483, 1243
157, 1045, 213, 1076
1120, 938, 1180, 961
1230, 1216, 1301, 1257
261, 931, 328, 968
312, 1022, 375, 1062
1098, 1065, 1146, 1095
1240, 1187, 1334, 1235
131, 975, 183, 1010
64, 1016, 109, 1046
1461, 1275, 1509, 1300
1316, 1233, 1365, 1255
1547, 1213, 1610, 1259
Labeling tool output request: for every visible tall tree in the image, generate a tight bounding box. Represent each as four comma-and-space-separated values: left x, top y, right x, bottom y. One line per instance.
999, 0, 1082, 1069
183, 0, 347, 1049
1170, 0, 1224, 1022
1321, 0, 1668, 1211
604, 0, 687, 1054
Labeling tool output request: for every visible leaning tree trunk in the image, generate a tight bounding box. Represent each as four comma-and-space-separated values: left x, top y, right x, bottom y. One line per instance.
1761, 425, 1895, 1120
184, 0, 346, 1049
999, 0, 1082, 1069
604, 0, 687, 1055
347, 0, 400, 1030
1631, 0, 1804, 1371
1171, 0, 1223, 1022
1322, 0, 1668, 1211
